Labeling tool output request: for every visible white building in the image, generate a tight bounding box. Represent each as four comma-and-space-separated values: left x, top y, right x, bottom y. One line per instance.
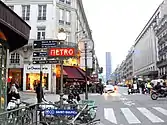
4, 0, 94, 91
133, 2, 163, 79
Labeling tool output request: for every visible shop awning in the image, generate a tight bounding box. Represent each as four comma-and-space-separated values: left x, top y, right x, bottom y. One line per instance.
63, 70, 68, 76
63, 66, 84, 79
0, 1, 31, 52
76, 67, 92, 80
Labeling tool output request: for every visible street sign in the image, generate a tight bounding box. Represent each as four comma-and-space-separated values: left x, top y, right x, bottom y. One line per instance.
44, 109, 77, 116
48, 48, 75, 57
32, 57, 46, 61
33, 52, 47, 57
33, 40, 59, 49
33, 60, 59, 64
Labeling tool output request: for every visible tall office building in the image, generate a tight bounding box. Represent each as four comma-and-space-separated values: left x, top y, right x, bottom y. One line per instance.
106, 52, 112, 81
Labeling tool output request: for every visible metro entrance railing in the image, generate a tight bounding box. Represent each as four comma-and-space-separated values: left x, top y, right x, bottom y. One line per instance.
0, 103, 89, 125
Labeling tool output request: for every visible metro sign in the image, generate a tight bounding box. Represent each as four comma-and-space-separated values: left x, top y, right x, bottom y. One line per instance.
48, 48, 75, 57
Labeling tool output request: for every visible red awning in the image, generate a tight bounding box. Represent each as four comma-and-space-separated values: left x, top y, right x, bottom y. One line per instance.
63, 66, 84, 79
76, 67, 92, 80
63, 70, 68, 76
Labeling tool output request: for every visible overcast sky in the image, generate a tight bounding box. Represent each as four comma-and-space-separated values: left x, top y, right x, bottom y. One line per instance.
82, 0, 163, 74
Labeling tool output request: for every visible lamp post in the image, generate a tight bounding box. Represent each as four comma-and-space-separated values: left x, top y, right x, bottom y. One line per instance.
57, 28, 67, 106
84, 41, 88, 100
78, 37, 94, 100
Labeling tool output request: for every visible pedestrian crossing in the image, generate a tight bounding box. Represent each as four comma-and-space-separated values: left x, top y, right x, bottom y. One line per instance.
104, 107, 167, 124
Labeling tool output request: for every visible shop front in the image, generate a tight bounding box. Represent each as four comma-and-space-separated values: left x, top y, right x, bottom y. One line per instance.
23, 64, 52, 91
8, 68, 23, 90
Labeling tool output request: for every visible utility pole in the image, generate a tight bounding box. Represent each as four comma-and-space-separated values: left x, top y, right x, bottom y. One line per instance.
60, 59, 64, 107
39, 64, 43, 103
85, 42, 88, 100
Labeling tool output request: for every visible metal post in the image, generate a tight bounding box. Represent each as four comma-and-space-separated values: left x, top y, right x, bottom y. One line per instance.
60, 59, 64, 107
39, 64, 43, 103
85, 42, 88, 100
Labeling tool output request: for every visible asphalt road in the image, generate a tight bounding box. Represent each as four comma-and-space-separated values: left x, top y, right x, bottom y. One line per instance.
87, 86, 167, 125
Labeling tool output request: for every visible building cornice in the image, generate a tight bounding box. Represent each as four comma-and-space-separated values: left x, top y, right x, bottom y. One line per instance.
134, 1, 163, 46
78, 0, 92, 39
4, 0, 53, 4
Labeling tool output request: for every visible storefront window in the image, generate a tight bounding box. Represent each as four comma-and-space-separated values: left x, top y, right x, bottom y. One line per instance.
26, 73, 48, 90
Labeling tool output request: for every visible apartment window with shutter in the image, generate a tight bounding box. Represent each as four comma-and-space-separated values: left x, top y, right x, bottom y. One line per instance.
38, 5, 47, 20
59, 8, 64, 24
22, 5, 30, 21
10, 53, 20, 64
66, 10, 71, 25
8, 5, 14, 10
37, 27, 46, 40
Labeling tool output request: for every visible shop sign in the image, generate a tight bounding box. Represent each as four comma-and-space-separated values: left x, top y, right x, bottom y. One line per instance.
48, 48, 75, 57
27, 66, 48, 70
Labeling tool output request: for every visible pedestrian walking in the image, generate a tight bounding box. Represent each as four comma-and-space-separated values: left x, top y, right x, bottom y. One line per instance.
35, 82, 46, 103
147, 81, 152, 94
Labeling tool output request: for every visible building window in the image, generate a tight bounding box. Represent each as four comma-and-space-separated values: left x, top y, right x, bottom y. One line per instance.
38, 5, 47, 20
10, 53, 20, 64
8, 5, 14, 10
66, 32, 71, 42
66, 0, 71, 4
22, 5, 30, 21
59, 0, 65, 2
66, 10, 71, 25
59, 8, 64, 24
37, 27, 45, 40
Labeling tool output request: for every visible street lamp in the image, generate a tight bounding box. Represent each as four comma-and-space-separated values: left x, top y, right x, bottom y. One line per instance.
57, 28, 67, 106
78, 37, 94, 100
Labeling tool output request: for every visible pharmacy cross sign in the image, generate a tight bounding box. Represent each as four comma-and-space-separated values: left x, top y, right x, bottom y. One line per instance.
48, 48, 75, 57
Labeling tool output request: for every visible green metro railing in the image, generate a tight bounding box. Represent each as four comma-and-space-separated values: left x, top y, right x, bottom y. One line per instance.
0, 103, 88, 125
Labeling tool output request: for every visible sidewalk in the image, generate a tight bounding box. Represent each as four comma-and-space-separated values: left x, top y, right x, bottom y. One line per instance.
20, 91, 96, 104
20, 91, 68, 104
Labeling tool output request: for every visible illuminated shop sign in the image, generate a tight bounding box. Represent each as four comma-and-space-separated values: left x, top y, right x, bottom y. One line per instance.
27, 66, 48, 70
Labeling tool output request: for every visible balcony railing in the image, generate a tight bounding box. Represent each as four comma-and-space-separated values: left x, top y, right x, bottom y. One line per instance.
0, 1, 30, 39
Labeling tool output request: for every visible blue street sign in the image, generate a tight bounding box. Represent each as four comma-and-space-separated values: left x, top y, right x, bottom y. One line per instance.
44, 109, 77, 116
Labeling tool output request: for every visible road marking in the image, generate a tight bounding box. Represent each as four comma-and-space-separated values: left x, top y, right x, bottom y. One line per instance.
123, 93, 128, 95
104, 108, 117, 124
137, 107, 164, 123
121, 108, 141, 124
153, 107, 167, 116
120, 97, 135, 106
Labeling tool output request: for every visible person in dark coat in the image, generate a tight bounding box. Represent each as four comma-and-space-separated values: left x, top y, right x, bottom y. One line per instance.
140, 82, 145, 94
36, 82, 46, 103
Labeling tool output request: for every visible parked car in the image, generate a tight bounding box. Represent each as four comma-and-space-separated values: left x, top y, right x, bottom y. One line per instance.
103, 85, 115, 93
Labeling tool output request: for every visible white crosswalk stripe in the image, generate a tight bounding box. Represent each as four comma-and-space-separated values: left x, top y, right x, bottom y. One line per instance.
104, 108, 117, 124
104, 107, 167, 124
153, 107, 167, 116
121, 108, 141, 124
137, 107, 164, 123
